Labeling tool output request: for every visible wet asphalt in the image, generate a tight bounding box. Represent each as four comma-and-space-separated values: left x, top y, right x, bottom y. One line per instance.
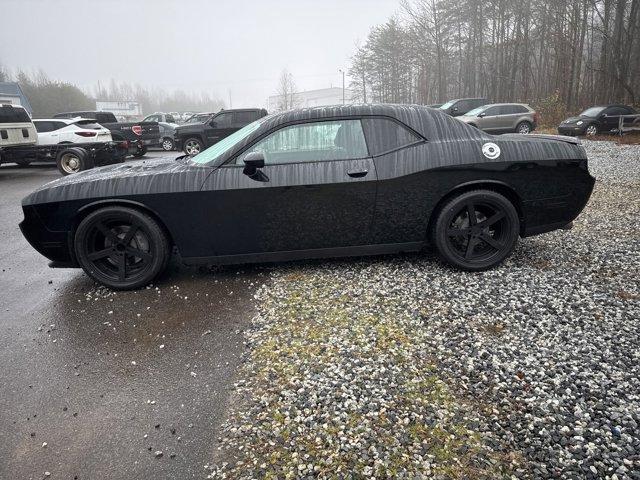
0, 152, 264, 479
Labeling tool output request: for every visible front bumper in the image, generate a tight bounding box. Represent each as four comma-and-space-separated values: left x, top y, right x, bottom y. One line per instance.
19, 206, 76, 266
558, 125, 585, 136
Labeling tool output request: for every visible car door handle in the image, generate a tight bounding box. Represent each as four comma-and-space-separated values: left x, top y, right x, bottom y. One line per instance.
347, 170, 368, 178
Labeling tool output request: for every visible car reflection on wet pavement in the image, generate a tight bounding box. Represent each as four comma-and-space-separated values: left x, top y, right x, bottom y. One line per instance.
0, 154, 263, 479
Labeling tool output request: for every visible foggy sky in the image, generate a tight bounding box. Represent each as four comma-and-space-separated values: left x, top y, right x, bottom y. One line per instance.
0, 0, 400, 109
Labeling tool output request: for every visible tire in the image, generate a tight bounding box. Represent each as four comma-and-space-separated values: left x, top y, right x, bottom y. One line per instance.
432, 190, 519, 271
161, 137, 175, 151
183, 137, 203, 155
516, 121, 532, 134
585, 124, 598, 136
133, 146, 147, 158
14, 159, 32, 167
74, 206, 170, 290
56, 147, 93, 175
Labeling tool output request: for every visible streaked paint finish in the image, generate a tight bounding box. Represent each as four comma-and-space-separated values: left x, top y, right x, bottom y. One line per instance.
20, 104, 594, 268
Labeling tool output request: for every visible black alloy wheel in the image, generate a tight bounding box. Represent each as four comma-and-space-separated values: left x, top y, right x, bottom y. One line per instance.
74, 207, 170, 290
433, 190, 519, 270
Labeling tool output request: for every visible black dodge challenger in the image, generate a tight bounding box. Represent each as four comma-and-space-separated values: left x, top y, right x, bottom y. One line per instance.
20, 104, 595, 290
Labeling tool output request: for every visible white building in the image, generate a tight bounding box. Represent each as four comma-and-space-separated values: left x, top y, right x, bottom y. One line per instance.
95, 101, 142, 121
268, 87, 354, 111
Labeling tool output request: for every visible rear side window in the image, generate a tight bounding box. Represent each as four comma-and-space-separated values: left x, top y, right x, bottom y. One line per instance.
501, 105, 528, 114
234, 111, 256, 125
34, 121, 55, 133
362, 118, 422, 156
0, 106, 31, 123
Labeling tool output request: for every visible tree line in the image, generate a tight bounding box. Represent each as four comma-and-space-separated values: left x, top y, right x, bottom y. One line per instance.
0, 64, 224, 118
349, 0, 640, 123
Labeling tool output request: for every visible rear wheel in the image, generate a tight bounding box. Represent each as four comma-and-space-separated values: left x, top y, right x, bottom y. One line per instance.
74, 206, 170, 290
516, 121, 532, 134
183, 137, 203, 155
56, 147, 93, 175
432, 190, 519, 271
133, 146, 147, 158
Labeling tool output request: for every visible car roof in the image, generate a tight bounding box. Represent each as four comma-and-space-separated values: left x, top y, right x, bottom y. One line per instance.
34, 118, 98, 124
478, 103, 531, 108
210, 103, 488, 167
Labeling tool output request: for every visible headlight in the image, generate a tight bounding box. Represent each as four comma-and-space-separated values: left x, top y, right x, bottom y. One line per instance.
576, 120, 584, 126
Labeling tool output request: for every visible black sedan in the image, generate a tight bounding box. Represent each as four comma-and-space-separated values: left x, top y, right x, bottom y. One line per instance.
21, 104, 595, 290
558, 104, 637, 136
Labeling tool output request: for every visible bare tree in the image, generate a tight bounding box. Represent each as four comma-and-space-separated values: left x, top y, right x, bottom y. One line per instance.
275, 69, 298, 111
349, 0, 640, 116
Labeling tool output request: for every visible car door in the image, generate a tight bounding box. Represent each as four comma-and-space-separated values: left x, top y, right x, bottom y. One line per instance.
197, 118, 377, 257
479, 106, 502, 132
204, 111, 235, 147
602, 107, 625, 132
496, 105, 518, 131
34, 121, 57, 145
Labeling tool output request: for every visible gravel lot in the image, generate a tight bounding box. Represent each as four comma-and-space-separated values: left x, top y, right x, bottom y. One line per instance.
207, 140, 639, 479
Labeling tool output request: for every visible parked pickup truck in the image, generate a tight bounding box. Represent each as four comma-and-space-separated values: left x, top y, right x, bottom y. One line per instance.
174, 108, 268, 155
53, 111, 160, 157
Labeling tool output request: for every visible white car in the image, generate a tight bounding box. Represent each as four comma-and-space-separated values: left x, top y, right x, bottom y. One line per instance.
33, 118, 112, 145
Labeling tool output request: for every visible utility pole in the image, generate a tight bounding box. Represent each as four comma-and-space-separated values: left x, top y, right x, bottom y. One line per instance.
338, 69, 345, 104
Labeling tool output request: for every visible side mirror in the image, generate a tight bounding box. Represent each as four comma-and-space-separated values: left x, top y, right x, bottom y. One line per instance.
209, 121, 217, 128
452, 107, 458, 112
478, 113, 486, 118
243, 152, 268, 182
243, 151, 265, 169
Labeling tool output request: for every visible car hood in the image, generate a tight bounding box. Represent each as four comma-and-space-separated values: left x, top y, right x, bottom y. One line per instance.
175, 123, 205, 133
455, 115, 477, 123
22, 157, 212, 206
561, 115, 592, 124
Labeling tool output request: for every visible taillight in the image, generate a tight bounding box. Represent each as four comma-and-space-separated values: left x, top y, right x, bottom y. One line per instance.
75, 131, 97, 137
132, 125, 142, 136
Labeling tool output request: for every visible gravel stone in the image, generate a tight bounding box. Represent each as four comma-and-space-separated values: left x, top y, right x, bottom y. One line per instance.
208, 140, 639, 479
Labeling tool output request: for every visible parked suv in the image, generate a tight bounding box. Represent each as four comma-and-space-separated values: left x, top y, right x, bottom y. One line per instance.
0, 104, 37, 148
456, 103, 538, 134
54, 111, 160, 157
175, 108, 268, 155
439, 98, 488, 117
558, 105, 638, 136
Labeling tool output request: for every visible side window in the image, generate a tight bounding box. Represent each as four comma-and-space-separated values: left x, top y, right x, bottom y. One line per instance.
484, 106, 501, 116
166, 114, 175, 123
361, 118, 422, 156
34, 121, 53, 133
214, 112, 233, 127
239, 119, 367, 165
53, 121, 67, 130
234, 111, 255, 125
455, 100, 470, 112
606, 107, 626, 116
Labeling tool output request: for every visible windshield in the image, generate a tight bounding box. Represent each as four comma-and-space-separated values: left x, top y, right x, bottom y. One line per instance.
190, 119, 264, 165
580, 106, 605, 117
439, 100, 456, 110
465, 106, 486, 116
186, 114, 210, 124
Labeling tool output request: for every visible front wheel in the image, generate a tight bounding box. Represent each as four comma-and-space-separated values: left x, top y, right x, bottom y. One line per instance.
516, 121, 532, 134
74, 206, 170, 290
161, 137, 175, 151
183, 137, 203, 155
432, 190, 520, 271
585, 124, 598, 136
